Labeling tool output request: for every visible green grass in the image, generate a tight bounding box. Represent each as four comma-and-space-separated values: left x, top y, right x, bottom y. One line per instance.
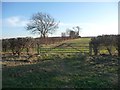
36, 38, 91, 53
2, 37, 119, 88
2, 53, 118, 88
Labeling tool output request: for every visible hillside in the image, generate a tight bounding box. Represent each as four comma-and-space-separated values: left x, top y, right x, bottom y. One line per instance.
2, 37, 118, 88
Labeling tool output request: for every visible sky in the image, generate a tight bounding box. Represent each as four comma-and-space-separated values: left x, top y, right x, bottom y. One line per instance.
2, 2, 118, 38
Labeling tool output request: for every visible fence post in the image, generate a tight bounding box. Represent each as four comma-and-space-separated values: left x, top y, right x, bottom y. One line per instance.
89, 43, 92, 55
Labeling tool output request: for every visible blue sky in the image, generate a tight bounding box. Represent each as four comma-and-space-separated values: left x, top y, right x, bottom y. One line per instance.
2, 2, 118, 38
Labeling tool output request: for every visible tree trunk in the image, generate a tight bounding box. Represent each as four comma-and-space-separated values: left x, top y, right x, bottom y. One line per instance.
43, 35, 46, 38
117, 35, 120, 56
26, 48, 29, 55
94, 48, 98, 56
16, 50, 20, 57
12, 49, 16, 55
118, 50, 120, 57
89, 43, 92, 55
18, 52, 20, 57
107, 47, 112, 56
37, 43, 40, 55
118, 45, 120, 57
93, 45, 98, 56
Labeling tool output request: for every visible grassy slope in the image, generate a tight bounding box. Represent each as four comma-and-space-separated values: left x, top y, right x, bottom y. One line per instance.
40, 38, 91, 53
2, 37, 119, 88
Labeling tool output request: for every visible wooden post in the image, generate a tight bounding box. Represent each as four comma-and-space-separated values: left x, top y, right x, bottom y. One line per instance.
89, 43, 92, 55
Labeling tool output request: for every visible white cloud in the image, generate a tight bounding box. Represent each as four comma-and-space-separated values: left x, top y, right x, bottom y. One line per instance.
3, 16, 29, 27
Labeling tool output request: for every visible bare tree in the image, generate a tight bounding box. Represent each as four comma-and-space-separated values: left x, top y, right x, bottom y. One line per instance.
90, 35, 119, 56
2, 39, 10, 52
61, 32, 66, 37
24, 37, 35, 55
90, 37, 100, 55
73, 26, 80, 37
66, 26, 81, 38
26, 12, 59, 38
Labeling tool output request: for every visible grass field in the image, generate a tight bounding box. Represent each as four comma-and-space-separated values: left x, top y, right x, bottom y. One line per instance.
2, 38, 91, 61
35, 38, 91, 53
2, 37, 119, 88
2, 54, 118, 88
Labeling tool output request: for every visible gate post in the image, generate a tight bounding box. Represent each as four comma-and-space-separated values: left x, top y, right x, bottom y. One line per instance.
89, 43, 92, 55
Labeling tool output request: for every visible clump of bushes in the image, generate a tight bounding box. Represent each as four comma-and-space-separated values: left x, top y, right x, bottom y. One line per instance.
89, 35, 120, 56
